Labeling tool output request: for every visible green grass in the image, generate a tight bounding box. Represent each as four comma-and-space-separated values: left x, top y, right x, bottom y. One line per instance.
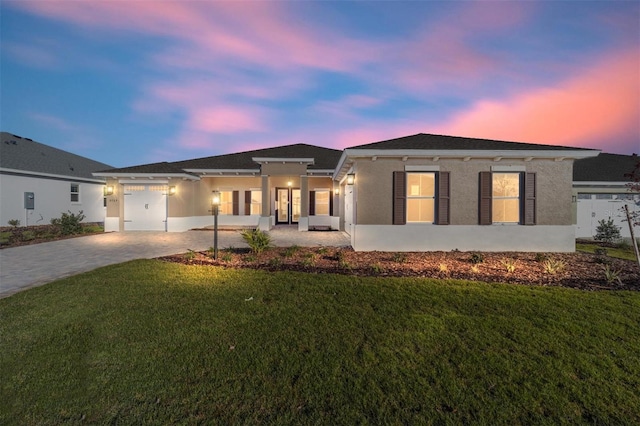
1, 260, 639, 425
576, 241, 637, 261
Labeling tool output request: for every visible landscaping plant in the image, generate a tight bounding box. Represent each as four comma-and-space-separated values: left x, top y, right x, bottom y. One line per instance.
241, 229, 272, 254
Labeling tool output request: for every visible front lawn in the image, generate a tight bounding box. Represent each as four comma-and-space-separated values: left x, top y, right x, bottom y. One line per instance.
1, 260, 639, 424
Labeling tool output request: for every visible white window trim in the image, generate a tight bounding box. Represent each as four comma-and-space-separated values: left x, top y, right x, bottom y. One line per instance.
406, 172, 436, 224
314, 189, 331, 216
492, 172, 521, 224
70, 183, 81, 204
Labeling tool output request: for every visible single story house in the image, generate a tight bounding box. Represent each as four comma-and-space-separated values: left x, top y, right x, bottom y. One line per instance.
94, 133, 600, 252
573, 153, 640, 239
0, 132, 112, 227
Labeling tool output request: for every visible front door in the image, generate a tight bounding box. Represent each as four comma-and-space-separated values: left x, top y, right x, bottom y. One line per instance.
276, 188, 300, 224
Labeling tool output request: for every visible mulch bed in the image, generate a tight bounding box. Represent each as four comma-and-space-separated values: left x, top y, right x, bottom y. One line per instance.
159, 246, 640, 292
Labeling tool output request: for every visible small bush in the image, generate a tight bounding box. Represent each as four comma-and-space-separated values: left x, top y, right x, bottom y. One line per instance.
392, 252, 408, 264
241, 229, 272, 254
594, 218, 621, 244
7, 219, 20, 227
438, 263, 448, 273
535, 253, 550, 263
543, 258, 566, 275
50, 210, 85, 235
470, 264, 480, 273
371, 263, 384, 274
185, 249, 196, 261
501, 258, 518, 273
21, 230, 36, 241
601, 265, 622, 285
268, 257, 283, 267
338, 260, 351, 270
594, 248, 608, 256
470, 252, 484, 264
220, 253, 233, 262
282, 245, 300, 258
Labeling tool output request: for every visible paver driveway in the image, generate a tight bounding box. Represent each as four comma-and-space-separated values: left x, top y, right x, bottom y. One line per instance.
0, 229, 350, 298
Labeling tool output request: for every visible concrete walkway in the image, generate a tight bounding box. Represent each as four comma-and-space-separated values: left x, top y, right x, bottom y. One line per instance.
0, 229, 350, 298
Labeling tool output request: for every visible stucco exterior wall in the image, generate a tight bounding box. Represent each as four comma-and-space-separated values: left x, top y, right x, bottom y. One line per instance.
0, 173, 106, 226
353, 157, 575, 226
261, 163, 307, 176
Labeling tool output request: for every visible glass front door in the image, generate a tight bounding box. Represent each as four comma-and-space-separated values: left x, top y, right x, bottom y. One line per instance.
276, 188, 300, 224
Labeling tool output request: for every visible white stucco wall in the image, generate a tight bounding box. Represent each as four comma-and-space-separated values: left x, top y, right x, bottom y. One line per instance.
0, 174, 106, 226
167, 215, 261, 232
351, 224, 576, 252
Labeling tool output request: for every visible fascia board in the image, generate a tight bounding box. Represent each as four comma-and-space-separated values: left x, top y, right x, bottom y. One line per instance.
184, 169, 261, 175
1, 167, 106, 183
92, 172, 200, 181
342, 148, 601, 160
332, 151, 350, 180
252, 157, 315, 164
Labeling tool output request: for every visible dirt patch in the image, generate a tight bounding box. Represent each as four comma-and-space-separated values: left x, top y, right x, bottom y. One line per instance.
159, 246, 640, 292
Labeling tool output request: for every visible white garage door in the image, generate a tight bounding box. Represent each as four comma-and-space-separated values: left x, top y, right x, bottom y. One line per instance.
124, 185, 167, 231
576, 194, 639, 239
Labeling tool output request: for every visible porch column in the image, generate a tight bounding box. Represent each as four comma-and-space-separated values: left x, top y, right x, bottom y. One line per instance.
299, 175, 309, 231
258, 175, 270, 231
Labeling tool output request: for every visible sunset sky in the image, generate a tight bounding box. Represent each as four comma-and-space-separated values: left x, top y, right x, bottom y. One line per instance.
1, 1, 638, 168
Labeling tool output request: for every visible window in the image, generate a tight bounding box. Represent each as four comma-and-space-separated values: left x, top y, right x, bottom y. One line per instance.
406, 173, 435, 222
577, 193, 593, 200
70, 184, 80, 203
219, 191, 233, 215
245, 190, 262, 215
393, 171, 449, 225
479, 172, 536, 225
314, 190, 330, 216
492, 173, 520, 223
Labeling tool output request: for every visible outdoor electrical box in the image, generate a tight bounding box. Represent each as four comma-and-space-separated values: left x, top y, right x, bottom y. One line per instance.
24, 192, 35, 210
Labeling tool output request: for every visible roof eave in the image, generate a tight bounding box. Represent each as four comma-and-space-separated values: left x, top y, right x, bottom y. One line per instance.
92, 172, 200, 181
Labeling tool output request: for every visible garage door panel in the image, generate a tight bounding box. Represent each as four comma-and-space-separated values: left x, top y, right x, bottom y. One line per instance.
124, 185, 167, 231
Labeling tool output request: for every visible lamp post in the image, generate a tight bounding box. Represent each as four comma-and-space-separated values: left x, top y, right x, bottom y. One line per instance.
212, 191, 220, 260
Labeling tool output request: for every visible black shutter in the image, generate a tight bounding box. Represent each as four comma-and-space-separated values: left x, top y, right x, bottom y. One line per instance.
232, 191, 239, 216
393, 171, 406, 225
437, 172, 450, 225
523, 172, 536, 225
245, 191, 251, 215
330, 191, 334, 216
309, 191, 316, 216
479, 172, 492, 225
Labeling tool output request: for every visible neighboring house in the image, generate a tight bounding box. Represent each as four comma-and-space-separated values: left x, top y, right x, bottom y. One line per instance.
94, 133, 600, 252
0, 132, 112, 226
573, 153, 640, 239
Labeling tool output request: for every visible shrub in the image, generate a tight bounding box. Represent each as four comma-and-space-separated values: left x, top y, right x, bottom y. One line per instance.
282, 245, 300, 258
501, 258, 518, 273
371, 263, 384, 274
535, 253, 550, 263
220, 253, 233, 262
392, 252, 408, 264
438, 263, 448, 273
470, 264, 480, 273
602, 265, 622, 285
268, 257, 283, 268
594, 218, 621, 244
470, 252, 484, 264
543, 258, 566, 275
185, 249, 196, 261
241, 229, 272, 254
594, 248, 608, 256
7, 219, 20, 227
50, 210, 85, 235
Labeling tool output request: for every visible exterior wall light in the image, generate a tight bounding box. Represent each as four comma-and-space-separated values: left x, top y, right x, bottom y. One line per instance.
346, 173, 355, 185
334, 188, 340, 195
168, 186, 177, 196
287, 180, 293, 187
104, 185, 114, 196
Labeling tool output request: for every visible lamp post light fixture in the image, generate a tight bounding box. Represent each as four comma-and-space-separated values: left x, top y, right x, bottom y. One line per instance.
168, 186, 177, 196
212, 191, 220, 260
346, 173, 355, 185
